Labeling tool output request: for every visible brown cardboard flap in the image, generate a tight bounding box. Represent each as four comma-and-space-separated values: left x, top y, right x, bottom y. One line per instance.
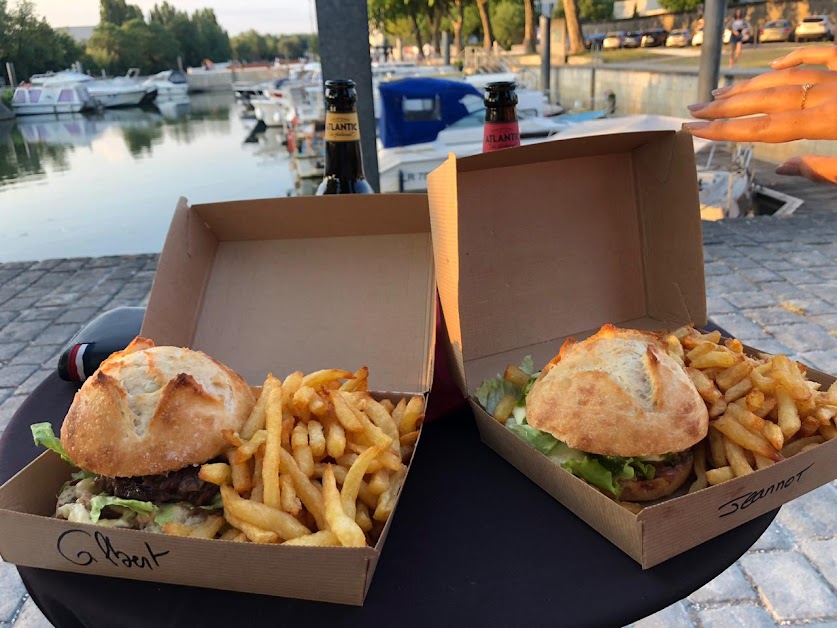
427, 132, 704, 395
0, 451, 377, 605
142, 195, 435, 394
637, 437, 837, 568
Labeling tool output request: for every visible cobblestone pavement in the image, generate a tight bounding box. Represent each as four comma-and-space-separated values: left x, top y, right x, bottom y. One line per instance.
1, 215, 836, 627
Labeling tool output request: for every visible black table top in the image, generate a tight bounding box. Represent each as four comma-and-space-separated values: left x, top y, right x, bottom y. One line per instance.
0, 373, 777, 628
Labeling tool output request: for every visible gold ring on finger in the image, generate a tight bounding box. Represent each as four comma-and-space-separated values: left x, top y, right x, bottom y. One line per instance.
800, 83, 813, 110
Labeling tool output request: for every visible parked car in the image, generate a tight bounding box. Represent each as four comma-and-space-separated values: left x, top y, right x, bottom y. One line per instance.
666, 29, 693, 47
584, 32, 607, 50
641, 29, 668, 47
760, 19, 795, 43
794, 15, 835, 42
622, 31, 643, 48
723, 20, 753, 44
691, 28, 704, 46
603, 31, 626, 49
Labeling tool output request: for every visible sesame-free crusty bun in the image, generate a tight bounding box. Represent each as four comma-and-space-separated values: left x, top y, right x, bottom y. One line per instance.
61, 337, 255, 478
526, 325, 708, 458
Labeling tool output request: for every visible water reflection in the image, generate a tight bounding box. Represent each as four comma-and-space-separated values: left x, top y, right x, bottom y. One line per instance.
0, 92, 295, 262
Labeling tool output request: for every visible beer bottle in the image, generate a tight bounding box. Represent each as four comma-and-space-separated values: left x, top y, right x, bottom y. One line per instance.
316, 79, 374, 195
482, 81, 521, 153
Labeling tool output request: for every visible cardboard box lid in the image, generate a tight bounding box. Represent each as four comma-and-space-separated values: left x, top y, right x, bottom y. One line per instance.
427, 131, 706, 394
141, 195, 435, 394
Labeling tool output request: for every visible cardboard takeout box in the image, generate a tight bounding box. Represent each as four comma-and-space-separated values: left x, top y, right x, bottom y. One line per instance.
426, 130, 837, 569
0, 194, 436, 604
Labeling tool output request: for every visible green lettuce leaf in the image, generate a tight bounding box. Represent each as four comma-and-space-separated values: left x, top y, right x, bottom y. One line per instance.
31, 423, 76, 465
519, 355, 536, 376
200, 492, 223, 510
563, 458, 623, 497
89, 496, 156, 523
475, 377, 520, 416
507, 422, 558, 455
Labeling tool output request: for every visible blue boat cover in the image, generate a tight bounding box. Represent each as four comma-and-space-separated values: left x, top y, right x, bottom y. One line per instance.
378, 78, 483, 148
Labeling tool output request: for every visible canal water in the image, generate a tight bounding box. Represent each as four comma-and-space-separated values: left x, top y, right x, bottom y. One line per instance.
0, 93, 296, 263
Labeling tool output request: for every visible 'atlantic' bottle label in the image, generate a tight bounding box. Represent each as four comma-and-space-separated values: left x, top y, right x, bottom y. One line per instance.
483, 121, 521, 152
325, 112, 360, 142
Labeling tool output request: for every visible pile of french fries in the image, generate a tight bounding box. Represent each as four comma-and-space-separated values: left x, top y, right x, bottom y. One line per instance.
667, 326, 837, 491
164, 367, 424, 545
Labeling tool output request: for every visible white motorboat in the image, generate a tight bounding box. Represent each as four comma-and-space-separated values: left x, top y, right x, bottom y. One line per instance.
30, 71, 156, 108
377, 78, 590, 193
142, 70, 189, 98
10, 85, 96, 116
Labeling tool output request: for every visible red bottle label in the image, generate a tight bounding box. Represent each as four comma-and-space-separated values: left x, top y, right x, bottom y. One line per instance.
483, 121, 521, 152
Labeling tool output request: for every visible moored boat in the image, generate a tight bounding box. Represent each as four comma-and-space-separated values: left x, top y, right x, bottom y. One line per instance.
10, 85, 97, 116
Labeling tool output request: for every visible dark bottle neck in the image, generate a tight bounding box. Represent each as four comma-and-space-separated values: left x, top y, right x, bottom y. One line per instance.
485, 106, 518, 123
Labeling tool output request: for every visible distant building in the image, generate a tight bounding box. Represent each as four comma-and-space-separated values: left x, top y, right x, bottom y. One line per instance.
613, 0, 666, 19
57, 26, 96, 44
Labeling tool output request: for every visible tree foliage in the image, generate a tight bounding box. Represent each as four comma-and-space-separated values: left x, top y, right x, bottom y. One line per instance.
492, 1, 525, 49
100, 0, 143, 27
0, 0, 83, 81
657, 0, 701, 11
229, 31, 317, 62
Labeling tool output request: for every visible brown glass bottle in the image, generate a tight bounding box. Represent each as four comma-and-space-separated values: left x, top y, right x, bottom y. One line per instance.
482, 81, 521, 153
316, 79, 374, 195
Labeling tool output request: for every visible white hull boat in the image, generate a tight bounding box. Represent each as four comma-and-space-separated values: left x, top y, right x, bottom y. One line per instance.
11, 85, 96, 116
252, 98, 288, 127
143, 70, 189, 98
30, 71, 155, 108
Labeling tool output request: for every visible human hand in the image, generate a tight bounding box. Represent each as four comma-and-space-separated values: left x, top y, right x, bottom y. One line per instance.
683, 45, 837, 184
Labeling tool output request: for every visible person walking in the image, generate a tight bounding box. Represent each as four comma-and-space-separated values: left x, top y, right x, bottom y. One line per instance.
685, 45, 837, 184
729, 9, 747, 68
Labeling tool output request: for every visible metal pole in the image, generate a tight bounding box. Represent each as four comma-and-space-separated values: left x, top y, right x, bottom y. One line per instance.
5, 62, 17, 88
697, 0, 727, 103
315, 0, 380, 192
540, 15, 551, 102
442, 31, 451, 66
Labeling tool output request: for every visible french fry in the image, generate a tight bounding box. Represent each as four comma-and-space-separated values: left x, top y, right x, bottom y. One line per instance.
199, 463, 232, 487
690, 351, 736, 369
762, 420, 784, 451
222, 430, 243, 448
754, 454, 775, 470
282, 530, 341, 547
292, 423, 315, 477
302, 369, 354, 390
322, 465, 366, 547
686, 342, 716, 362
713, 415, 783, 462
307, 420, 326, 458
399, 396, 425, 435
687, 368, 722, 403
355, 502, 373, 533
379, 399, 395, 414
716, 360, 753, 391
754, 396, 777, 418
279, 475, 302, 516
745, 389, 765, 413
262, 387, 284, 509
723, 438, 754, 477
324, 417, 346, 459
291, 385, 315, 421
503, 364, 531, 387
672, 325, 696, 340
364, 396, 402, 459
251, 451, 264, 503
340, 392, 392, 449
688, 442, 707, 494
282, 371, 305, 403
819, 424, 837, 440
724, 377, 753, 403
706, 466, 735, 485
709, 398, 728, 419
278, 447, 325, 530
708, 427, 727, 468
368, 469, 390, 496
724, 338, 744, 353
400, 430, 419, 448
776, 389, 801, 439
374, 466, 407, 522
233, 430, 268, 464
219, 527, 242, 541
224, 510, 279, 544
346, 443, 403, 472
241, 374, 281, 439
227, 450, 253, 495
221, 485, 309, 541
772, 355, 812, 401
664, 334, 685, 364
781, 436, 824, 458
800, 415, 821, 437
341, 445, 382, 520
750, 369, 777, 394
813, 405, 837, 425
339, 367, 369, 392
392, 398, 407, 429
330, 390, 363, 432
163, 516, 225, 539
726, 403, 766, 433
493, 395, 516, 423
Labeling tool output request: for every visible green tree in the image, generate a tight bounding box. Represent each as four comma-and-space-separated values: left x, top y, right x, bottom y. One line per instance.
577, 0, 614, 20
491, 0, 524, 49
192, 8, 231, 62
100, 0, 143, 26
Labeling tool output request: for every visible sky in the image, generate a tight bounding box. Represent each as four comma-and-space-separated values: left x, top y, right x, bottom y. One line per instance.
30, 0, 316, 35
